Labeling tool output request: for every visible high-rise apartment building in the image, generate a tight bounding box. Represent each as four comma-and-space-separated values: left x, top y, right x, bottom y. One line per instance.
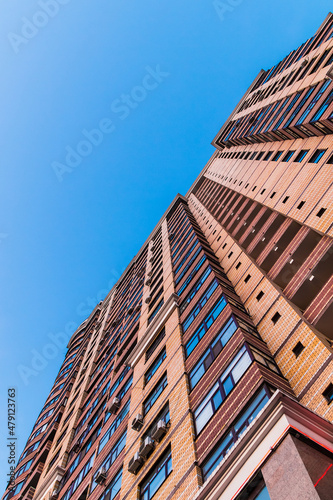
4, 12, 333, 500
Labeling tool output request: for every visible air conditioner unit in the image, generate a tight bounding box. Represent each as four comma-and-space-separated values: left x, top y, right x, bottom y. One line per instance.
149, 257, 154, 263
145, 278, 151, 286
145, 296, 152, 304
95, 466, 107, 485
147, 270, 153, 277
139, 436, 155, 459
51, 489, 59, 499
151, 419, 168, 442
106, 397, 120, 414
135, 305, 141, 312
150, 245, 155, 252
72, 442, 81, 453
132, 413, 144, 431
300, 58, 309, 68
128, 452, 143, 474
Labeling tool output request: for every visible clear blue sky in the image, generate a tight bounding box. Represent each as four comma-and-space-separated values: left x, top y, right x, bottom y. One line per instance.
1, 0, 331, 489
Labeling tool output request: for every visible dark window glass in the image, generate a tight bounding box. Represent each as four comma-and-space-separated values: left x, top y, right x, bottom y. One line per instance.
185, 295, 227, 357
175, 246, 203, 285
292, 341, 305, 358
143, 373, 168, 415
61, 454, 94, 500
201, 387, 270, 481
99, 399, 131, 451
146, 328, 166, 362
92, 433, 126, 490
183, 280, 218, 332
179, 267, 212, 314
272, 151, 283, 161
189, 317, 238, 389
282, 150, 295, 162
145, 348, 166, 385
308, 149, 327, 163
148, 299, 164, 325
194, 345, 252, 434
323, 383, 333, 404
97, 468, 122, 500
140, 448, 172, 500
251, 346, 279, 373
296, 80, 331, 124
110, 366, 131, 396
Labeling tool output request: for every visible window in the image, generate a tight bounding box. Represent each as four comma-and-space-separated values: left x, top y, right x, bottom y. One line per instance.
292, 341, 304, 358
189, 317, 238, 390
61, 454, 94, 500
175, 246, 202, 285
29, 423, 48, 442
185, 295, 227, 357
143, 373, 168, 415
145, 348, 166, 385
244, 274, 251, 283
222, 243, 227, 249
3, 481, 24, 500
272, 151, 283, 161
174, 241, 199, 274
295, 80, 330, 124
323, 383, 333, 404
140, 447, 172, 500
97, 468, 122, 500
256, 291, 264, 301
283, 87, 316, 128
148, 286, 164, 312
310, 86, 333, 122
316, 208, 327, 218
297, 201, 305, 210
256, 152, 265, 161
15, 459, 33, 479
201, 387, 270, 481
308, 149, 327, 164
294, 149, 309, 162
179, 267, 212, 315
251, 347, 279, 373
282, 150, 295, 162
235, 262, 242, 270
282, 196, 289, 204
109, 366, 131, 396
146, 328, 165, 362
65, 425, 101, 481
263, 151, 273, 161
148, 299, 164, 325
99, 399, 131, 452
18, 440, 41, 462
260, 189, 266, 195
183, 280, 219, 333
271, 312, 281, 324
92, 433, 126, 491
142, 404, 170, 441
194, 345, 252, 434
270, 191, 276, 199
